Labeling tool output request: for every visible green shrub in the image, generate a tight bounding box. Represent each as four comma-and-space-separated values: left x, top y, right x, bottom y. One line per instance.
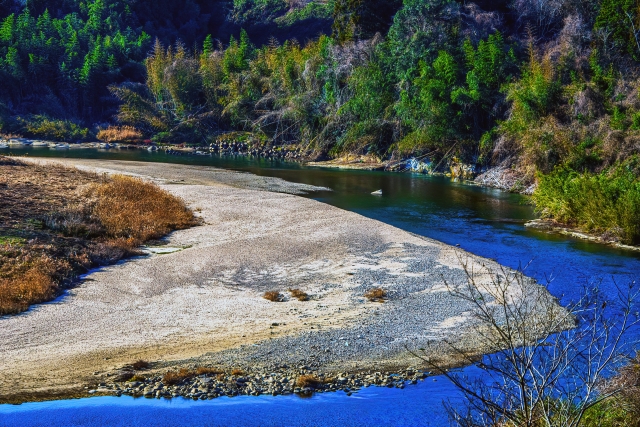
17, 115, 91, 141
533, 163, 640, 244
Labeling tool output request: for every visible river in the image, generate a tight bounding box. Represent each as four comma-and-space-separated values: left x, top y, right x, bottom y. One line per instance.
1, 146, 639, 426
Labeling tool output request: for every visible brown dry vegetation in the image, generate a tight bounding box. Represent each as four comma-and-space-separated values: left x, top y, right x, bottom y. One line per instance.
364, 288, 387, 302
131, 360, 151, 370
289, 288, 309, 301
594, 353, 640, 422
0, 156, 196, 315
90, 175, 195, 243
263, 290, 283, 302
296, 374, 329, 389
96, 126, 143, 143
231, 368, 245, 376
196, 367, 224, 376
162, 368, 195, 385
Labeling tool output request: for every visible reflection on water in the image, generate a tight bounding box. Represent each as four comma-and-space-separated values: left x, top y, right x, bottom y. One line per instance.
0, 378, 463, 427
2, 147, 639, 426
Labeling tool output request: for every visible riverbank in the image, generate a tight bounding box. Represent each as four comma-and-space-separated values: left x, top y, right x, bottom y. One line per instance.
0, 157, 197, 315
0, 158, 564, 404
6, 142, 638, 253
525, 219, 640, 252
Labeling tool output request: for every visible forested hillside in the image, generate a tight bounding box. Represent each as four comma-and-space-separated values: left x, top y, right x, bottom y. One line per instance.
1, 0, 640, 244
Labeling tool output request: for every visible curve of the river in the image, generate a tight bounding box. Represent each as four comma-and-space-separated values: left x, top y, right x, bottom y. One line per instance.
1, 146, 639, 427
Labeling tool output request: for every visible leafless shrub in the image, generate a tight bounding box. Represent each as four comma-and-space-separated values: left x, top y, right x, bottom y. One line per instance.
512, 0, 566, 40
600, 353, 640, 418
460, 4, 502, 44
411, 254, 639, 427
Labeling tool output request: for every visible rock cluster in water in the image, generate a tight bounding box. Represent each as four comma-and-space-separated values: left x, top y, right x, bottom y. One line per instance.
93, 366, 430, 400
163, 142, 306, 161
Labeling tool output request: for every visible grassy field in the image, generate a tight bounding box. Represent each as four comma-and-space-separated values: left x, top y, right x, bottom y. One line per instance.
0, 156, 197, 315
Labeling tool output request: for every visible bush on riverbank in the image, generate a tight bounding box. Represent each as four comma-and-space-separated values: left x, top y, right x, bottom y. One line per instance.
416, 258, 639, 427
96, 126, 144, 143
577, 353, 640, 426
0, 157, 197, 315
533, 164, 640, 245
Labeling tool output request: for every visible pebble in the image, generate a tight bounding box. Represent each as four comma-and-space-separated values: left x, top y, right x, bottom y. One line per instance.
108, 366, 430, 401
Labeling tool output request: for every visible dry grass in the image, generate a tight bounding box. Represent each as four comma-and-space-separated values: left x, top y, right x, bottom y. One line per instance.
231, 368, 245, 376
263, 290, 284, 302
296, 374, 324, 389
97, 126, 143, 143
196, 367, 224, 376
602, 353, 640, 416
364, 288, 387, 302
289, 288, 309, 301
0, 256, 62, 315
162, 368, 195, 385
91, 175, 196, 243
0, 157, 197, 315
131, 360, 151, 370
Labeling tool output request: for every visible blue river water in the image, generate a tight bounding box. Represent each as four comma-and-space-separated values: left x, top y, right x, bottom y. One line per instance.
1, 146, 639, 426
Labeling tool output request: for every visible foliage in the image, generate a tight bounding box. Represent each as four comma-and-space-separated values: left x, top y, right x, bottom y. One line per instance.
17, 115, 90, 141
394, 31, 516, 156
96, 125, 142, 142
231, 0, 288, 24
332, 0, 401, 43
2, 0, 640, 241
595, 0, 640, 57
276, 0, 335, 27
415, 257, 639, 427
533, 162, 640, 244
0, 2, 151, 122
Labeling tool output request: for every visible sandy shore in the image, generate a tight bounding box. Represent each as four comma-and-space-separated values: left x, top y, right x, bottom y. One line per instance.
0, 158, 559, 402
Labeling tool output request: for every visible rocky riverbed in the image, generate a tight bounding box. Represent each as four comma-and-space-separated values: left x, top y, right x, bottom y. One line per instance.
94, 365, 430, 400
0, 158, 564, 404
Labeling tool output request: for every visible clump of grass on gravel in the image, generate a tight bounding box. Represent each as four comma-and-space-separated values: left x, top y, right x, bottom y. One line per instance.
289, 288, 309, 301
0, 157, 197, 315
231, 368, 245, 376
196, 367, 224, 376
296, 375, 327, 389
131, 360, 151, 370
364, 288, 387, 302
162, 368, 195, 385
263, 291, 284, 302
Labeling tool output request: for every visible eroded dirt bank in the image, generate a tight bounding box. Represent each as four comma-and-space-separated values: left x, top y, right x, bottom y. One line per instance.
0, 158, 560, 403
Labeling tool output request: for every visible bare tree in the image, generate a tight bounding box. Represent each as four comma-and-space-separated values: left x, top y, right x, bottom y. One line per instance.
411, 255, 639, 427
512, 0, 566, 40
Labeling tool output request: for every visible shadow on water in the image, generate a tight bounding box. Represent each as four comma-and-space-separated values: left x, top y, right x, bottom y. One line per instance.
2, 147, 639, 426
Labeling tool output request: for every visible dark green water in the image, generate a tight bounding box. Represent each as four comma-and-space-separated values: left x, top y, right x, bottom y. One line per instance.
1, 146, 639, 427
